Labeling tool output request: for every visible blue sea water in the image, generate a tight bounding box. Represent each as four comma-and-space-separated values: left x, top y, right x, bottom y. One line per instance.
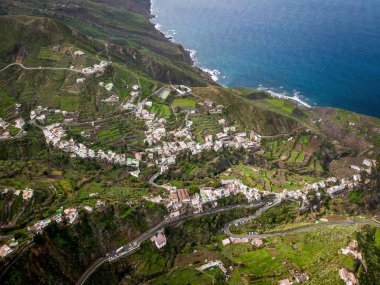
151, 0, 380, 117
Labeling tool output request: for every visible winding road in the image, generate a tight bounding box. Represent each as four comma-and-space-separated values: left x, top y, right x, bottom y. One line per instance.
75, 201, 266, 285
76, 194, 379, 285
223, 195, 380, 239
225, 217, 380, 239
0, 63, 84, 74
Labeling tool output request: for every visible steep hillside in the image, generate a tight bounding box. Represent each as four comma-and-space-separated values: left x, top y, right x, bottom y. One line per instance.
0, 1, 379, 285
0, 0, 211, 86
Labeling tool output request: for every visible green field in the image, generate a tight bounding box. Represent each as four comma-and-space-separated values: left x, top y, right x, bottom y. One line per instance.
172, 98, 197, 108
149, 103, 172, 119
266, 98, 295, 114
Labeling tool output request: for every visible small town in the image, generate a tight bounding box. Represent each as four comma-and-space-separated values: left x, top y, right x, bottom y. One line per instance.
1, 70, 377, 285
29, 78, 262, 180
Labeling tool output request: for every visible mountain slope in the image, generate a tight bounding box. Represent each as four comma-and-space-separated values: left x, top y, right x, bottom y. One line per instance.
0, 1, 379, 285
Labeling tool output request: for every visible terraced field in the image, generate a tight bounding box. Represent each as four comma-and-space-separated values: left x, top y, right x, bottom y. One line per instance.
65, 115, 146, 153
191, 114, 225, 143
220, 164, 321, 192
262, 134, 325, 174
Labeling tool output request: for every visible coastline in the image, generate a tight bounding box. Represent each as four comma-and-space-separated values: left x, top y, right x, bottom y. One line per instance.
150, 0, 222, 83
257, 87, 311, 108
149, 0, 311, 108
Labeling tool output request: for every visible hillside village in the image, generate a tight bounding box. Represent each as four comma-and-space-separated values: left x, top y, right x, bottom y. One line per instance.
145, 163, 372, 221
0, 2, 379, 284
27, 60, 262, 179
1, 56, 377, 262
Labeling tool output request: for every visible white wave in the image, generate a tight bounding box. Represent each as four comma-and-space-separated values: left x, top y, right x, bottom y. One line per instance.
185, 49, 198, 63
257, 86, 311, 108
201, 68, 221, 82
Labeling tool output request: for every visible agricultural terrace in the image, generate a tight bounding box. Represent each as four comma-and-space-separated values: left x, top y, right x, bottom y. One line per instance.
65, 115, 146, 154
191, 113, 227, 143
219, 164, 322, 193
262, 134, 325, 174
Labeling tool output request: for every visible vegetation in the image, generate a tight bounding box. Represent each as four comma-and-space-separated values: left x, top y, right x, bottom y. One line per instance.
172, 98, 197, 108
0, 1, 379, 284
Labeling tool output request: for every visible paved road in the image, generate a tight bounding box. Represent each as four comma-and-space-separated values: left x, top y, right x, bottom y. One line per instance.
148, 170, 167, 189
224, 198, 282, 238
224, 200, 380, 239
228, 220, 380, 239
75, 201, 266, 285
0, 63, 83, 74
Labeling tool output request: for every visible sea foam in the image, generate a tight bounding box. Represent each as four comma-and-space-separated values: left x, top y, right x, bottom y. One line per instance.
257, 86, 312, 108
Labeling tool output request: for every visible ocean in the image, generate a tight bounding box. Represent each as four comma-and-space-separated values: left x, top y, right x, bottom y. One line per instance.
151, 0, 380, 117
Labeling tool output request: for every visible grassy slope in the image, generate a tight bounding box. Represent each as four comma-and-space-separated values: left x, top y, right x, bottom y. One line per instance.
0, 0, 211, 86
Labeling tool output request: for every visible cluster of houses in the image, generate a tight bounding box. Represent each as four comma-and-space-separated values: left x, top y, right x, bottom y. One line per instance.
30, 106, 78, 125
0, 117, 24, 139
81, 60, 110, 76
28, 207, 81, 234
326, 172, 367, 197
200, 98, 224, 115
202, 179, 261, 203
146, 173, 367, 220
121, 84, 262, 174
147, 179, 263, 216
138, 104, 261, 173
276, 171, 368, 205
350, 158, 377, 175
42, 123, 140, 172
279, 177, 338, 203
